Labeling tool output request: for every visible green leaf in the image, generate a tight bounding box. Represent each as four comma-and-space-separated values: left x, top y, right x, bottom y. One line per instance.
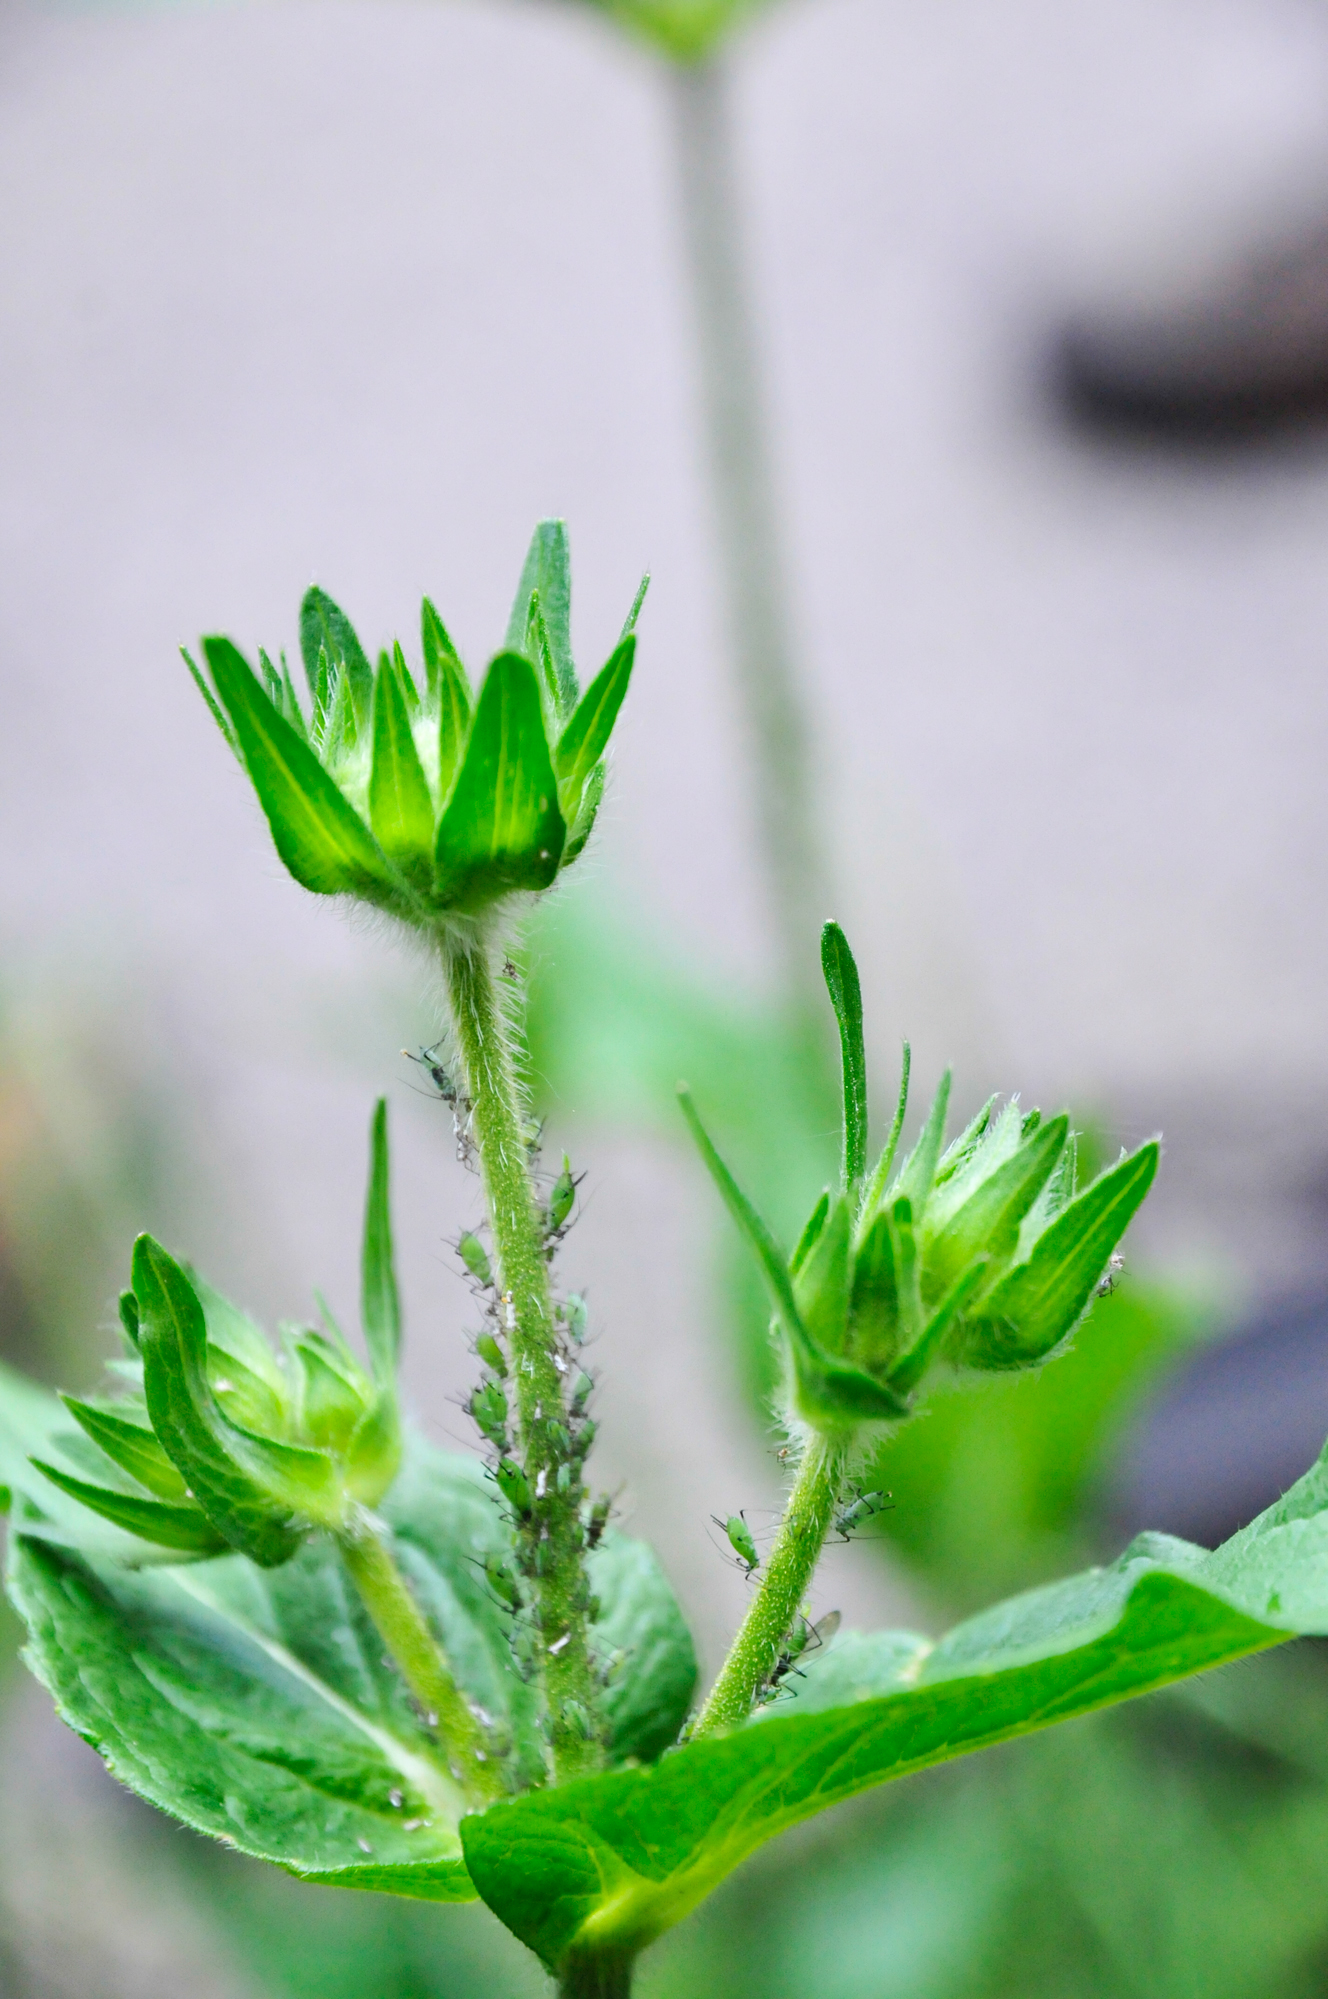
5, 1430, 691, 1891
964, 1142, 1160, 1369
361, 1099, 401, 1386
588, 1535, 698, 1764
300, 586, 374, 727
369, 658, 435, 877
133, 1234, 307, 1566
820, 922, 867, 1190
555, 637, 635, 818
505, 520, 576, 714
28, 1460, 228, 1555
460, 1448, 1328, 1971
433, 653, 566, 910
204, 638, 402, 906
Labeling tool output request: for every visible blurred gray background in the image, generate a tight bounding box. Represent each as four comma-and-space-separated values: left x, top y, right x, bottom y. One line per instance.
4, 7, 1328, 1961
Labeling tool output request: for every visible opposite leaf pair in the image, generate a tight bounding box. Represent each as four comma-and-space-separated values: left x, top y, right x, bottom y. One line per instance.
187, 521, 643, 936
683, 922, 1159, 1440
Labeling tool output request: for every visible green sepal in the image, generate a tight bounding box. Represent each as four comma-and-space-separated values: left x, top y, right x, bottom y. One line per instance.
204, 638, 402, 906
847, 1208, 897, 1372
555, 636, 635, 819
28, 1460, 229, 1555
59, 1396, 187, 1501
958, 1141, 1160, 1370
789, 1191, 830, 1278
618, 572, 650, 641
924, 1113, 1069, 1301
181, 646, 238, 756
791, 1192, 851, 1358
369, 656, 435, 879
887, 1258, 990, 1397
344, 1390, 402, 1506
893, 1069, 951, 1222
361, 1098, 401, 1386
132, 1234, 306, 1566
421, 597, 464, 701
506, 519, 577, 715
859, 1043, 912, 1229
933, 1095, 998, 1187
678, 1090, 907, 1432
820, 922, 867, 1190
562, 762, 605, 868
292, 1336, 368, 1454
434, 652, 566, 910
300, 585, 374, 727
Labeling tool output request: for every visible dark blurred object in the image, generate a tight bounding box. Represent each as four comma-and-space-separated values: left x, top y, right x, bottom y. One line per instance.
1056, 219, 1328, 440
1107, 1287, 1328, 1546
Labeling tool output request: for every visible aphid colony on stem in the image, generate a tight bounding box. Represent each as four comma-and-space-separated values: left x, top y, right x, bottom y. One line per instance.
444, 1099, 611, 1694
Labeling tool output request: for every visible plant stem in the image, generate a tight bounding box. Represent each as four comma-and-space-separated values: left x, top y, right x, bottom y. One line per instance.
445, 936, 600, 1781
670, 55, 831, 1023
690, 1433, 847, 1737
558, 1950, 635, 1998
338, 1514, 502, 1803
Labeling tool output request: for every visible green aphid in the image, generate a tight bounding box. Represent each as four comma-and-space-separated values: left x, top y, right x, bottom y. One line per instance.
469, 1380, 509, 1451
548, 1421, 572, 1454
483, 1552, 520, 1611
495, 1458, 532, 1517
715, 1510, 760, 1575
458, 1232, 493, 1288
556, 1463, 573, 1494
475, 1330, 507, 1377
546, 1156, 579, 1237
586, 1493, 612, 1549
562, 1294, 588, 1343
570, 1370, 594, 1414
574, 1418, 597, 1456
833, 1489, 890, 1541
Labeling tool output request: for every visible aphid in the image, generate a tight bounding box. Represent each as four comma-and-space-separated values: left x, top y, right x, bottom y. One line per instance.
495, 1458, 532, 1518
458, 1232, 493, 1289
545, 1156, 583, 1239
832, 1489, 891, 1542
570, 1369, 594, 1415
766, 1610, 841, 1698
483, 1552, 520, 1611
475, 1331, 507, 1378
1096, 1252, 1125, 1298
502, 957, 519, 980
469, 1379, 508, 1451
714, 1510, 760, 1576
556, 1463, 573, 1494
561, 1294, 588, 1343
585, 1494, 612, 1550
404, 1043, 459, 1106
574, 1418, 597, 1455
548, 1421, 572, 1454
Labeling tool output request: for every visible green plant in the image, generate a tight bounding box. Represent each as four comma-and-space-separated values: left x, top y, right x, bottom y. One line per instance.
4, 523, 1328, 1999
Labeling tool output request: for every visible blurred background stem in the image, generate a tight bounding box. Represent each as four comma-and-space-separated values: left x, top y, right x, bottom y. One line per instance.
670, 57, 832, 1032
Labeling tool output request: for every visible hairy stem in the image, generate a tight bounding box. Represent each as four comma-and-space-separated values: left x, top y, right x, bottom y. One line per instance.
445, 936, 600, 1781
338, 1514, 502, 1804
670, 56, 831, 1022
558, 1950, 635, 1999
691, 1434, 848, 1737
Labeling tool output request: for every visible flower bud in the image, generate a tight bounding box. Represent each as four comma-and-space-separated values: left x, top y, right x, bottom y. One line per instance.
681, 923, 1158, 1441
32, 1102, 406, 1562
186, 522, 643, 942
